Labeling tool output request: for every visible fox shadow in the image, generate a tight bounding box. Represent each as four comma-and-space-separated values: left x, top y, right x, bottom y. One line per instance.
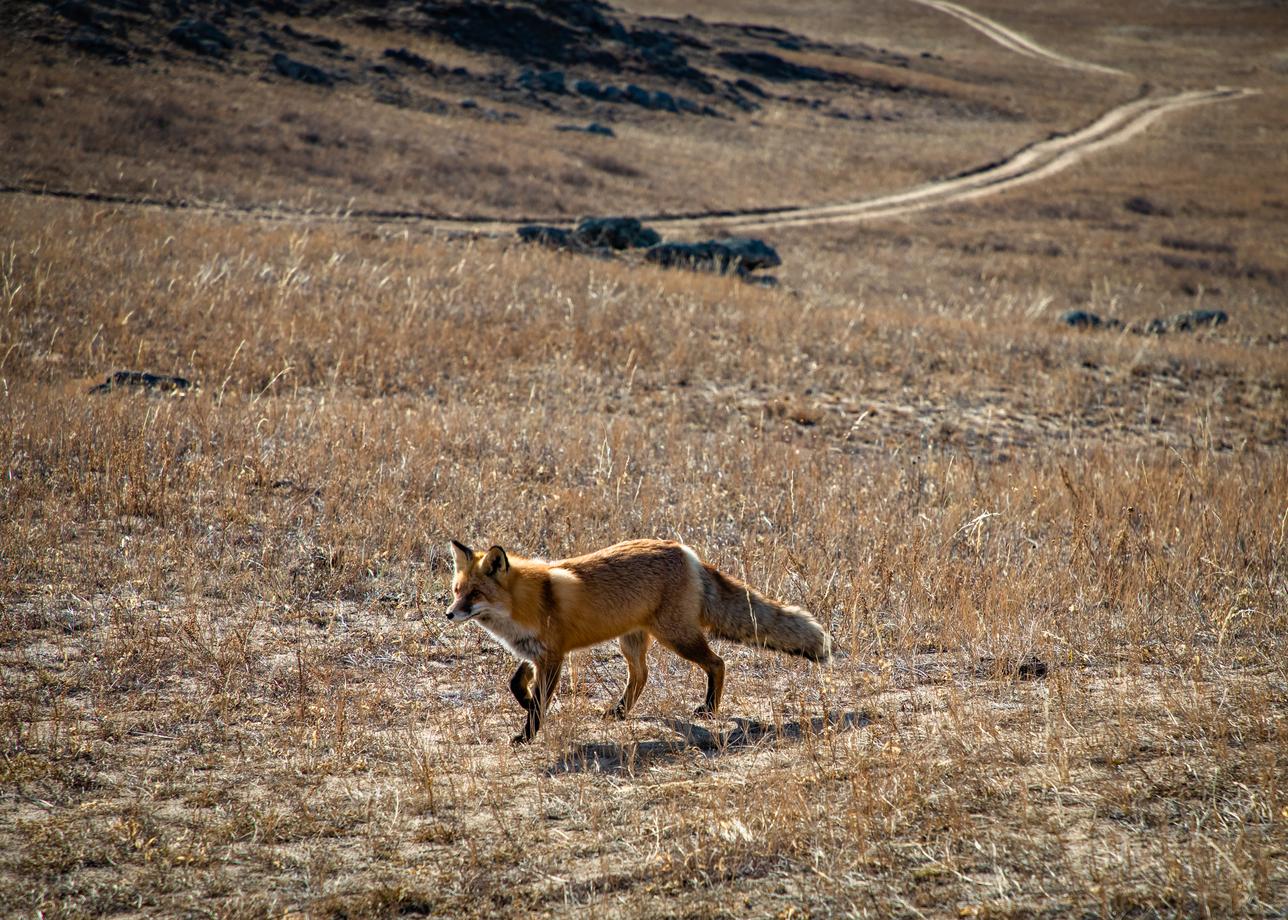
547, 710, 872, 775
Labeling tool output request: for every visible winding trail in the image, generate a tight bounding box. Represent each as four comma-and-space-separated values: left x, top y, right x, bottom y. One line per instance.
905, 0, 1127, 76
656, 88, 1256, 233
1, 4, 1257, 235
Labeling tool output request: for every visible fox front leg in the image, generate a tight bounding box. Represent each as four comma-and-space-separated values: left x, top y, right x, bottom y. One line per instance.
512, 656, 563, 745
509, 661, 536, 711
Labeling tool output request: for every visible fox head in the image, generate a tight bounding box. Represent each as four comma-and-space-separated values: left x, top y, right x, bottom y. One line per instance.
446, 540, 512, 623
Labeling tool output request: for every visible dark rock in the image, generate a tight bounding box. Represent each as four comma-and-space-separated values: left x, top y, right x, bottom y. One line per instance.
89, 371, 195, 394
976, 655, 1049, 681
1124, 195, 1170, 217
719, 50, 831, 82
271, 52, 333, 86
67, 27, 129, 62
624, 83, 653, 107
517, 225, 575, 249
734, 78, 767, 98
282, 23, 342, 52
518, 69, 566, 94
555, 122, 615, 137
425, 2, 622, 68
1016, 657, 1049, 680
383, 47, 438, 73
574, 78, 602, 98
1146, 309, 1229, 334
646, 237, 781, 274
725, 88, 761, 112
651, 90, 679, 112
1061, 310, 1103, 328
169, 19, 234, 57
601, 85, 624, 102
55, 0, 98, 24
1061, 310, 1123, 330
575, 217, 661, 250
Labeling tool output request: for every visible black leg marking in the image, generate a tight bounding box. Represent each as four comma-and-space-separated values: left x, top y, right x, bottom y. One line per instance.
509, 661, 535, 710
513, 657, 563, 745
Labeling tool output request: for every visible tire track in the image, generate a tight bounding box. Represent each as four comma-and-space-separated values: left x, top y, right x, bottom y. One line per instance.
906, 0, 1128, 76
2, 89, 1254, 237
654, 88, 1257, 233
0, 5, 1256, 236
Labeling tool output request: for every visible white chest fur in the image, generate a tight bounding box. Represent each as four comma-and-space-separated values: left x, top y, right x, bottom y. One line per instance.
472, 609, 546, 661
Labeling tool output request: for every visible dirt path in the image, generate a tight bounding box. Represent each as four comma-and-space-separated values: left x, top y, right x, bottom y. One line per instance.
1, 6, 1255, 236
654, 88, 1256, 233
906, 0, 1128, 76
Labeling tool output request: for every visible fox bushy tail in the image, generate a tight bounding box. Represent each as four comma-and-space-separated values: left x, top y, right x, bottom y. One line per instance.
698, 564, 832, 662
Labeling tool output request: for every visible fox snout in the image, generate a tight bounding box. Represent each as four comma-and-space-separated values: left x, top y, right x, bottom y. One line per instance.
445, 603, 476, 623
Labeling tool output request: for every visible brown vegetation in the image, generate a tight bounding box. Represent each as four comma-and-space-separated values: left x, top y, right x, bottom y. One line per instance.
2, 0, 1287, 916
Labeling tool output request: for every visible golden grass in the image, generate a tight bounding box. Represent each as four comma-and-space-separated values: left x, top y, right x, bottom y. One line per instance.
2, 193, 1285, 917
3, 0, 1288, 914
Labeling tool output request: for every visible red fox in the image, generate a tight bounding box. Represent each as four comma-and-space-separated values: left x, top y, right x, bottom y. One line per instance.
446, 539, 832, 743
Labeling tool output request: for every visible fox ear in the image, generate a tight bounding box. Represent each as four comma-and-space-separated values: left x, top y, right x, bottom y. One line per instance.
450, 540, 472, 572
482, 545, 509, 578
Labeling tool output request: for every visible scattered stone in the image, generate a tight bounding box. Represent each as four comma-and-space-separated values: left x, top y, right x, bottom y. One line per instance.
1124, 195, 1171, 217
976, 655, 1049, 681
651, 90, 679, 112
645, 237, 781, 274
519, 69, 567, 94
67, 27, 129, 62
575, 78, 602, 97
1061, 310, 1105, 328
89, 371, 195, 394
282, 23, 342, 52
1060, 308, 1228, 334
574, 216, 660, 250
54, 0, 98, 24
1146, 309, 1229, 334
517, 225, 575, 249
556, 122, 615, 137
719, 50, 831, 82
518, 219, 781, 281
271, 52, 333, 86
169, 19, 234, 58
383, 47, 438, 73
624, 83, 652, 107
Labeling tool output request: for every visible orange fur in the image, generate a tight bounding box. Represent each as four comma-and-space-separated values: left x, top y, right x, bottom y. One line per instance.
446, 539, 831, 743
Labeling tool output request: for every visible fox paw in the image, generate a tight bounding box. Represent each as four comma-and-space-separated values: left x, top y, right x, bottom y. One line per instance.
603, 704, 628, 721
692, 704, 717, 719
511, 732, 534, 746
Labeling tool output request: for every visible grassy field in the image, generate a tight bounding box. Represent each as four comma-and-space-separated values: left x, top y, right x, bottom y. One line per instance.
3, 0, 1287, 917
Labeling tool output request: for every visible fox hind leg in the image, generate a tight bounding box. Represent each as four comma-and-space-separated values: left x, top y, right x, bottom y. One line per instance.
606, 630, 651, 720
657, 631, 725, 718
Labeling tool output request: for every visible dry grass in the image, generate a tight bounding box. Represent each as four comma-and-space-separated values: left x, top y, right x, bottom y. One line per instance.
2, 191, 1285, 917
3, 0, 1288, 916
